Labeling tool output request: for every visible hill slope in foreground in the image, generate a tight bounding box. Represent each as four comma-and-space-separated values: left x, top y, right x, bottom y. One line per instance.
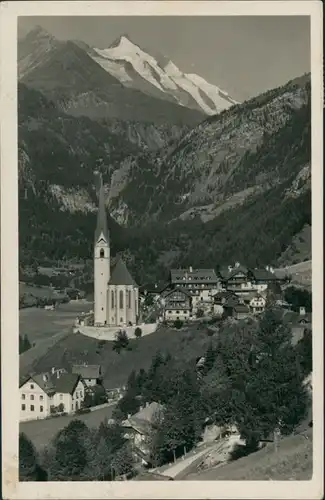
23, 324, 212, 388
186, 428, 313, 481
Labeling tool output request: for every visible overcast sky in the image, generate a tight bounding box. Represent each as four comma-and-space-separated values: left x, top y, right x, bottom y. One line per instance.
18, 16, 310, 101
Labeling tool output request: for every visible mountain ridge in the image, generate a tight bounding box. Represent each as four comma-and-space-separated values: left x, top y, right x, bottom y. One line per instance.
19, 27, 238, 119
18, 30, 205, 125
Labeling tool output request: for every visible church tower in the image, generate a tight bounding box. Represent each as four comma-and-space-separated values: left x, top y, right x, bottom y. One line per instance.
94, 174, 110, 326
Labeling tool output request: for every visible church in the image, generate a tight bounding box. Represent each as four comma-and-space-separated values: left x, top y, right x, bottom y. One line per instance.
94, 175, 139, 327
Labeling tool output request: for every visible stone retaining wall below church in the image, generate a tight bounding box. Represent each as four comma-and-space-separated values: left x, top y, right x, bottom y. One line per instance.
73, 322, 158, 341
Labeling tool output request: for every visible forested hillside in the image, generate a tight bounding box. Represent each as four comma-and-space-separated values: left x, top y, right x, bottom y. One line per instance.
18, 76, 311, 284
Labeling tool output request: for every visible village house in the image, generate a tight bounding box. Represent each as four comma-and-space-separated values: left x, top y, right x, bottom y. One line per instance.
19, 371, 85, 422
247, 267, 278, 293
223, 301, 250, 320
218, 263, 254, 295
244, 292, 266, 314
212, 290, 238, 316
161, 288, 192, 322
72, 364, 102, 387
122, 402, 164, 463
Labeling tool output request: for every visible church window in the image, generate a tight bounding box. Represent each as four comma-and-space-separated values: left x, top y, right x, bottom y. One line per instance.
111, 291, 114, 308
101, 307, 104, 311
119, 290, 124, 309
128, 290, 131, 309
100, 248, 105, 258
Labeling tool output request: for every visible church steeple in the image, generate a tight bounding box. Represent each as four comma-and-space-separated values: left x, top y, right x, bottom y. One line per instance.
94, 173, 109, 243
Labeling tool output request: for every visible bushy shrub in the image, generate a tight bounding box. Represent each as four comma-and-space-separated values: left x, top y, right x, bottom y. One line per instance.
174, 319, 183, 330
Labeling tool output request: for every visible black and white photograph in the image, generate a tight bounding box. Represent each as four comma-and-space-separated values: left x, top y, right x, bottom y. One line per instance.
1, 1, 323, 499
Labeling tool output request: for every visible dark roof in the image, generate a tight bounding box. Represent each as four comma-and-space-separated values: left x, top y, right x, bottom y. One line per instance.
170, 268, 218, 283
298, 313, 312, 323
94, 173, 109, 243
19, 373, 56, 395
213, 290, 237, 303
162, 287, 192, 298
233, 304, 250, 313
72, 364, 101, 379
224, 296, 240, 308
248, 268, 277, 281
139, 282, 170, 294
109, 257, 137, 286
52, 373, 81, 395
219, 264, 248, 280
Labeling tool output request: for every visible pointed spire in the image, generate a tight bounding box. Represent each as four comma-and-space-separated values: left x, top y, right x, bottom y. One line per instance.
94, 172, 109, 243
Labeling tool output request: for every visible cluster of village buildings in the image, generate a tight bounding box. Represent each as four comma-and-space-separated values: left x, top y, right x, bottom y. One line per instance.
140, 262, 285, 322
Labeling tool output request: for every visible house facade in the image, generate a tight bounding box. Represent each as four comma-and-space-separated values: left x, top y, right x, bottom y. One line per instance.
170, 267, 221, 312
19, 375, 54, 422
248, 294, 266, 314
122, 402, 164, 459
162, 288, 192, 322
19, 372, 85, 422
219, 263, 253, 295
52, 374, 85, 413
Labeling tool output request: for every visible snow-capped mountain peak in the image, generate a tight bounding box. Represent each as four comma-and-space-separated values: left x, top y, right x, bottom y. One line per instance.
90, 35, 239, 115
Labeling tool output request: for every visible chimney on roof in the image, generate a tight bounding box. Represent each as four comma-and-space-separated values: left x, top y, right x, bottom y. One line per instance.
43, 374, 48, 382
235, 262, 240, 268
228, 265, 233, 273
299, 306, 306, 316
189, 266, 193, 273
127, 413, 131, 419
146, 401, 150, 408
51, 367, 56, 374
270, 266, 274, 274
266, 265, 269, 271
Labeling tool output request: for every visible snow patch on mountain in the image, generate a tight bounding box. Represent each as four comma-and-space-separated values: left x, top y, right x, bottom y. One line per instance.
91, 35, 238, 115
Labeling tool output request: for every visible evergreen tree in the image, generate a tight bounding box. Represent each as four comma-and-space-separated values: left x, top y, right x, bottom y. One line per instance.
19, 433, 44, 481
206, 310, 309, 449
149, 369, 204, 465
49, 420, 90, 480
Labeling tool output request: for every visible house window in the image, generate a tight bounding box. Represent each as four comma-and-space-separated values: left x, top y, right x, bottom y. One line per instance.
21, 394, 25, 400
111, 290, 114, 308
40, 395, 43, 401
30, 384, 34, 389
21, 404, 26, 411
100, 248, 105, 258
76, 392, 79, 399
40, 406, 44, 412
176, 311, 180, 314
30, 395, 34, 400
119, 290, 124, 309
168, 310, 172, 314
80, 392, 83, 399
30, 405, 34, 411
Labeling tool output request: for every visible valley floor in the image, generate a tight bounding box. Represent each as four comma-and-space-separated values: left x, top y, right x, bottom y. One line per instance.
19, 402, 116, 451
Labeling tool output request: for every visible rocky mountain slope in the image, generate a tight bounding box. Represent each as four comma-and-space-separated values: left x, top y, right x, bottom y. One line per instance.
108, 74, 311, 225
18, 27, 204, 125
